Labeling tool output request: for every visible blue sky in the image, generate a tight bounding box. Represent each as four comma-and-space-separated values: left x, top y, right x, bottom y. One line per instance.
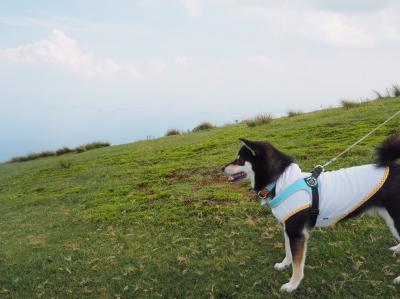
1, 0, 400, 161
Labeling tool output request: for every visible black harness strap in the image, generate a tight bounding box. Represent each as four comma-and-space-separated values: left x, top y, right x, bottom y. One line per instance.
305, 166, 324, 227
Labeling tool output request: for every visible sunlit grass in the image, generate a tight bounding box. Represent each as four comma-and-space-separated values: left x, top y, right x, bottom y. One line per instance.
1, 97, 400, 297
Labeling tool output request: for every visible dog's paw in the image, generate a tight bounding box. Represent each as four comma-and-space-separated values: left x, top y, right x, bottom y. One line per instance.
393, 276, 400, 284
389, 244, 400, 253
274, 262, 290, 271
280, 282, 297, 293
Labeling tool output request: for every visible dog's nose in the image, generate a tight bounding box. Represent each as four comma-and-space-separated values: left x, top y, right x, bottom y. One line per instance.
221, 166, 225, 172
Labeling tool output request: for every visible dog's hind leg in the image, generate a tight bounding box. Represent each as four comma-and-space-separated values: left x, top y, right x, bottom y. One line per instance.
377, 208, 400, 250
389, 243, 400, 252
274, 226, 292, 271
377, 207, 400, 284
280, 226, 309, 292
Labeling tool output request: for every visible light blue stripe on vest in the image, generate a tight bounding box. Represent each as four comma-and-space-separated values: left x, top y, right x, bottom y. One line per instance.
268, 178, 319, 208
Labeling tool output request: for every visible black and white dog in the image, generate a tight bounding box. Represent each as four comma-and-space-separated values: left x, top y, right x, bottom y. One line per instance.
222, 135, 400, 292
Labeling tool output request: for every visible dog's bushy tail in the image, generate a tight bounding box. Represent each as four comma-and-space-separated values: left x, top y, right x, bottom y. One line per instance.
376, 134, 400, 166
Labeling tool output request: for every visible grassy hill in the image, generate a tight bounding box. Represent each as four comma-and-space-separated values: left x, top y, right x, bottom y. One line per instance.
1, 98, 400, 298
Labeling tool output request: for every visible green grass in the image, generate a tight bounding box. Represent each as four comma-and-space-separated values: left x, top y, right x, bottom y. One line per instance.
1, 98, 400, 298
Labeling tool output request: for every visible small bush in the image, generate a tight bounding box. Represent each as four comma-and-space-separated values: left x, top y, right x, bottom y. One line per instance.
8, 141, 111, 163
165, 129, 181, 136
287, 110, 303, 117
10, 156, 29, 163
83, 142, 110, 151
10, 151, 56, 163
245, 113, 273, 127
392, 84, 400, 97
75, 146, 86, 153
341, 100, 363, 109
373, 84, 400, 99
59, 159, 72, 169
373, 90, 384, 99
27, 151, 55, 160
192, 122, 214, 132
75, 141, 110, 153
56, 147, 73, 156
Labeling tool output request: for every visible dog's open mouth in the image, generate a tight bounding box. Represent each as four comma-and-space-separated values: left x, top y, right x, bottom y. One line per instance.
228, 171, 247, 182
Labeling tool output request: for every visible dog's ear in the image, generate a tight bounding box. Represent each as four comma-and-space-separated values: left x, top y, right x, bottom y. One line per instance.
239, 138, 257, 156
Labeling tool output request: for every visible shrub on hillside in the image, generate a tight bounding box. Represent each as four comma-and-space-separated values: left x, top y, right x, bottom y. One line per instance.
372, 84, 400, 99
341, 100, 364, 109
10, 156, 30, 163
84, 142, 110, 151
373, 90, 385, 99
287, 110, 303, 117
192, 122, 214, 132
245, 113, 273, 127
10, 151, 56, 163
75, 146, 86, 153
59, 159, 72, 169
165, 129, 181, 136
9, 141, 110, 163
56, 147, 73, 156
392, 84, 400, 97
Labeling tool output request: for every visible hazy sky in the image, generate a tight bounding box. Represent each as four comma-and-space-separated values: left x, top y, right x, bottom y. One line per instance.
1, 0, 400, 161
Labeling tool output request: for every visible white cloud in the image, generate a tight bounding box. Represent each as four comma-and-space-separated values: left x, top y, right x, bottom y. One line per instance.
0, 16, 146, 37
230, 1, 400, 49
0, 29, 141, 79
179, 0, 204, 16
175, 55, 190, 68
300, 10, 376, 48
146, 59, 167, 75
246, 55, 272, 66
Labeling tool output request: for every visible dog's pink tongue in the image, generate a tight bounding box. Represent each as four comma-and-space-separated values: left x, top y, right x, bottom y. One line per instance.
228, 172, 244, 182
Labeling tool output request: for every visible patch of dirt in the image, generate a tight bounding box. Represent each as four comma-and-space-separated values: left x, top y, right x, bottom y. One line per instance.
29, 234, 47, 246
201, 198, 239, 207
165, 168, 250, 187
183, 196, 240, 207
164, 170, 194, 180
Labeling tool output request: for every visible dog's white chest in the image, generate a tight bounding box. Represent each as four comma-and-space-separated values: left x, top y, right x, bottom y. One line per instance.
270, 164, 389, 227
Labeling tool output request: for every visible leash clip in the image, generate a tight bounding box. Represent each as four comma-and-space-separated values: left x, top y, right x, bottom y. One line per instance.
311, 165, 324, 179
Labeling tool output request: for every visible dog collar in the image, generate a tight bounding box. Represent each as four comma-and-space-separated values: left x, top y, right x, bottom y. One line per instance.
258, 182, 276, 205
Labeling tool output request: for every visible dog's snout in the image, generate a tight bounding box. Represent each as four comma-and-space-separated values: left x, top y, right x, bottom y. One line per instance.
221, 165, 226, 172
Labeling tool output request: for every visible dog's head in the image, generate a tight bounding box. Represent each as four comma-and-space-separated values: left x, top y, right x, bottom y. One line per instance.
222, 138, 293, 191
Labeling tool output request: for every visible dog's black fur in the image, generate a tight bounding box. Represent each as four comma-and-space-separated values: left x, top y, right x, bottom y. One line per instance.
223, 134, 400, 292
230, 138, 294, 191
233, 136, 400, 226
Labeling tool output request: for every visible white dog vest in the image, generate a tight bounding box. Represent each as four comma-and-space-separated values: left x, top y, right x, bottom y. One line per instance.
266, 163, 389, 227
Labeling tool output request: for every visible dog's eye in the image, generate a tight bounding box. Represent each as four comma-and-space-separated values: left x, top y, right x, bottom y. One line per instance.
237, 158, 245, 165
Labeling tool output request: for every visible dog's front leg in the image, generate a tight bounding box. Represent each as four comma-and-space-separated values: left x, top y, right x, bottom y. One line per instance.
274, 225, 292, 271
280, 225, 309, 293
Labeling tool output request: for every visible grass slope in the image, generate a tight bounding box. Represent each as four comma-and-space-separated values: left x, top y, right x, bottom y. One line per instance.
1, 98, 400, 298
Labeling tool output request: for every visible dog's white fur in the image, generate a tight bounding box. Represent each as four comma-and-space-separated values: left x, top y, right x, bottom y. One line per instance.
226, 160, 400, 291
274, 228, 291, 271
224, 160, 255, 188
374, 208, 400, 284
280, 227, 309, 293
